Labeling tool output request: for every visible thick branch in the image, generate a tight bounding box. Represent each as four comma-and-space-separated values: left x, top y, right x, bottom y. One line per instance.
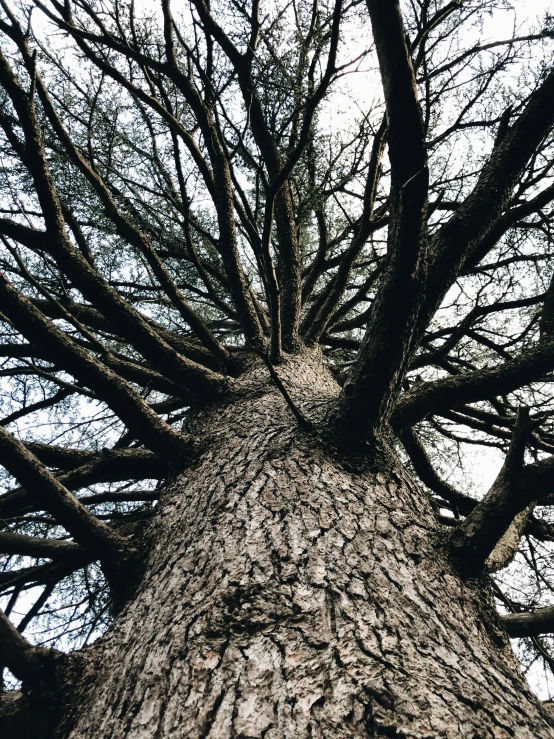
392, 338, 554, 432
485, 504, 534, 573
0, 448, 170, 518
0, 608, 58, 683
332, 0, 428, 442
502, 607, 554, 638
449, 409, 550, 574
29, 297, 220, 372
189, 0, 312, 351
0, 532, 83, 561
416, 65, 554, 348
22, 44, 235, 372
0, 425, 131, 561
403, 425, 540, 572
0, 44, 234, 392
0, 273, 194, 457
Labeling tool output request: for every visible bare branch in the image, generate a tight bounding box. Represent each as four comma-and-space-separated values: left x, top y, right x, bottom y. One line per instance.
331, 0, 428, 443
0, 42, 237, 390
417, 66, 554, 346
502, 607, 554, 638
449, 408, 549, 574
0, 607, 59, 683
392, 339, 554, 433
0, 448, 170, 518
0, 273, 194, 457
0, 532, 83, 561
0, 424, 131, 561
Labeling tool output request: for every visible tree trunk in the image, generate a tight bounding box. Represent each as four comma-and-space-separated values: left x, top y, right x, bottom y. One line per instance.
53, 354, 554, 737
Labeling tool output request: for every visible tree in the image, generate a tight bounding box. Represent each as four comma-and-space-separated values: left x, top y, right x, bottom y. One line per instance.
0, 0, 554, 733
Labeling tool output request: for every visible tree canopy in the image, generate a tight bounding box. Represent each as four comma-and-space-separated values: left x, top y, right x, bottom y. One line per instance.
1, 0, 554, 703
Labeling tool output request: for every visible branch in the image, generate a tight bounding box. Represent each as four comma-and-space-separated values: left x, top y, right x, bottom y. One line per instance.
20, 40, 236, 373
400, 427, 473, 514
410, 1, 463, 57
303, 120, 387, 344
0, 425, 131, 562
0, 448, 170, 518
0, 532, 83, 561
463, 183, 554, 273
0, 388, 72, 427
411, 293, 546, 371
31, 445, 168, 474
0, 551, 95, 596
45, 0, 268, 350
449, 408, 547, 574
0, 273, 194, 457
416, 65, 554, 349
0, 44, 234, 392
78, 489, 158, 505
30, 297, 220, 372
502, 607, 554, 638
258, 200, 283, 362
0, 607, 58, 683
402, 425, 541, 572
404, 426, 554, 549
331, 0, 428, 443
485, 504, 534, 573
189, 0, 308, 351
392, 338, 554, 432
255, 350, 310, 427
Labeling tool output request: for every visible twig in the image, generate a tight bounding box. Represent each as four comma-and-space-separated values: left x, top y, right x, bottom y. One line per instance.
255, 350, 311, 428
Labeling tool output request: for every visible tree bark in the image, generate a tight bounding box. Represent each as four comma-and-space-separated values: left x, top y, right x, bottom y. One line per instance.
46, 355, 554, 737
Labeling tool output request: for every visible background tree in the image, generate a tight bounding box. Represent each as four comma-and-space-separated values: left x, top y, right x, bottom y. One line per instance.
1, 0, 554, 735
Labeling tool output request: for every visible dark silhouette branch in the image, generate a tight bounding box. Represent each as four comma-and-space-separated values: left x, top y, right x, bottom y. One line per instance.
332, 0, 428, 442
0, 532, 83, 561
0, 607, 59, 683
0, 273, 194, 457
0, 424, 132, 562
0, 39, 244, 387
0, 448, 170, 518
449, 408, 550, 574
392, 339, 554, 432
303, 119, 387, 344
255, 350, 310, 428
400, 428, 473, 515
416, 65, 554, 348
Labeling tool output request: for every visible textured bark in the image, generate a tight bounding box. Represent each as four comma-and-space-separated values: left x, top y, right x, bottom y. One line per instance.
486, 504, 534, 573
51, 355, 553, 737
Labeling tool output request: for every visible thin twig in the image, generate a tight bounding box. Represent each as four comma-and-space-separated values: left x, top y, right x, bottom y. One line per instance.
255, 350, 311, 428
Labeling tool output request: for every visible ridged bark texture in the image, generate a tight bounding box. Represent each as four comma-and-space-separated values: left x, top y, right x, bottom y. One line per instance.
60, 354, 554, 738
